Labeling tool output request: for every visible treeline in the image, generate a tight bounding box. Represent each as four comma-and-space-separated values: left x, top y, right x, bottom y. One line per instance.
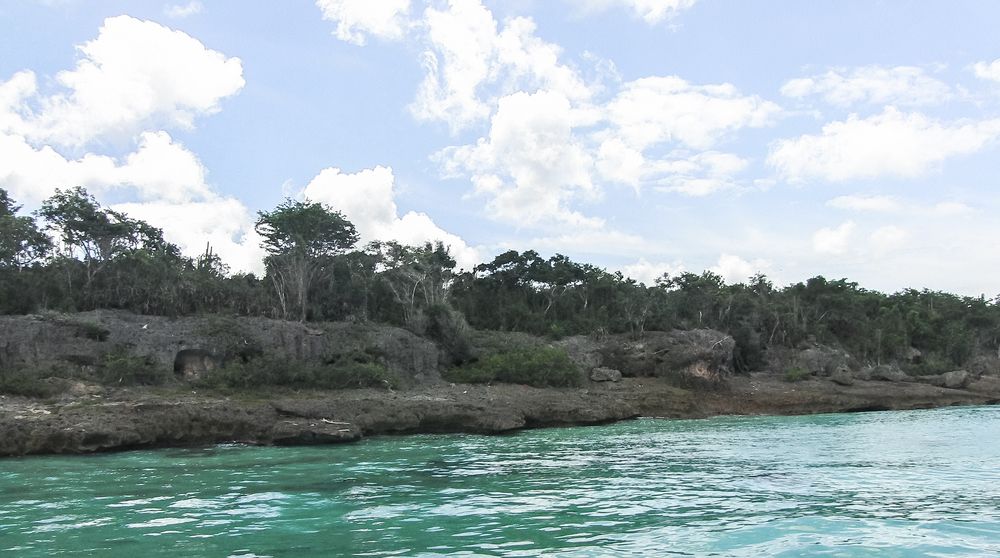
2, 186, 998, 373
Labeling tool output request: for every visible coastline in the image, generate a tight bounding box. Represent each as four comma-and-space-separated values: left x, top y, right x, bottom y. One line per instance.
3, 373, 998, 458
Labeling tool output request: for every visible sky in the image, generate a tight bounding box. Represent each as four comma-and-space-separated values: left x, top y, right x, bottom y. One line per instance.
1, 0, 999, 297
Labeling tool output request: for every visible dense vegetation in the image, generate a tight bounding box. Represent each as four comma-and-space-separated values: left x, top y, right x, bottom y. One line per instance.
2, 186, 999, 378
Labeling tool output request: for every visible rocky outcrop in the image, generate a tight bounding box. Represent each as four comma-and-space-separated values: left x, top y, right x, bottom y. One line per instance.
596, 329, 735, 388
5, 370, 998, 457
0, 311, 441, 387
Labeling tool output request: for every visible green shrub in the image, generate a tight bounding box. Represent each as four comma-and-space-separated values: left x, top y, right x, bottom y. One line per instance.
0, 368, 66, 398
443, 346, 582, 388
196, 353, 399, 391
99, 347, 171, 386
783, 366, 810, 382
904, 352, 956, 376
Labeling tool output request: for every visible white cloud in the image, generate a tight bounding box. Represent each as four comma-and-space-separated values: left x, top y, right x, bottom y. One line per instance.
710, 253, 768, 284
439, 90, 598, 228
812, 221, 856, 255
769, 107, 1000, 182
651, 151, 748, 196
0, 130, 211, 204
606, 76, 780, 151
781, 66, 951, 107
827, 194, 901, 212
574, 0, 698, 24
973, 58, 1000, 82
526, 228, 648, 257
5, 15, 243, 147
870, 225, 908, 254
410, 0, 592, 131
928, 201, 973, 216
113, 198, 265, 274
164, 1, 203, 19
316, 0, 411, 45
827, 194, 975, 217
301, 165, 481, 270
618, 257, 685, 284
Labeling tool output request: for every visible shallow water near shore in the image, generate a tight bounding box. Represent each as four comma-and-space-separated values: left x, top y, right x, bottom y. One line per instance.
2, 406, 998, 557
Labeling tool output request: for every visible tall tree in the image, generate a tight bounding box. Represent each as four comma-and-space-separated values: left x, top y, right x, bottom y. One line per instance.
0, 189, 51, 269
255, 199, 358, 321
37, 187, 168, 300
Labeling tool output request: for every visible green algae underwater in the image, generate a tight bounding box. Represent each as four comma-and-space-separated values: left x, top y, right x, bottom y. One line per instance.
2, 406, 998, 557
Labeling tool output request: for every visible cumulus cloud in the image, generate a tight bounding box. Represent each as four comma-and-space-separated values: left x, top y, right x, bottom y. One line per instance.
316, 0, 412, 45
870, 225, 908, 254
439, 90, 598, 228
0, 130, 211, 204
595, 77, 776, 194
812, 221, 856, 255
574, 0, 698, 24
769, 107, 1000, 182
411, 0, 592, 131
301, 165, 481, 270
651, 151, 749, 196
4, 16, 244, 147
973, 58, 1000, 82
607, 76, 780, 151
781, 65, 952, 107
710, 253, 769, 284
164, 1, 203, 19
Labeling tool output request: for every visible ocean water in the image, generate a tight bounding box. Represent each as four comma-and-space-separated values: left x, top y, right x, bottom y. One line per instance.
1, 406, 998, 557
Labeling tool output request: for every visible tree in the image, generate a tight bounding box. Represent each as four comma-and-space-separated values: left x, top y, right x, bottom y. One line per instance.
255, 199, 358, 321
0, 189, 50, 269
37, 187, 171, 302
369, 240, 456, 331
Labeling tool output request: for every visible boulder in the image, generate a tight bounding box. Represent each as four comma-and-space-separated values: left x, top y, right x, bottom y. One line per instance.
590, 367, 622, 382
269, 419, 361, 445
869, 364, 909, 383
794, 344, 851, 376
830, 367, 855, 386
942, 370, 970, 389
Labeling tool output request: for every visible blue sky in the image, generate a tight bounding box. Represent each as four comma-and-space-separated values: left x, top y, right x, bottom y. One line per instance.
1, 1, 999, 296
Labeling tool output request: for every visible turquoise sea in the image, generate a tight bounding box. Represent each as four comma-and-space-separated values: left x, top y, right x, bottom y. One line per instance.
1, 406, 998, 557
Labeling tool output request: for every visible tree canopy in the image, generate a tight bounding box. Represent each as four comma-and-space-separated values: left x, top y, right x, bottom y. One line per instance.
1, 186, 998, 376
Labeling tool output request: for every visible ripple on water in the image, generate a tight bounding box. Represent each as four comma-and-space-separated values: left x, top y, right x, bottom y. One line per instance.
1, 406, 999, 556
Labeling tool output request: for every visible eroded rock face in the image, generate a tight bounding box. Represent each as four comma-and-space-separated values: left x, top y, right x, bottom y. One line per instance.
597, 329, 736, 388
0, 311, 441, 387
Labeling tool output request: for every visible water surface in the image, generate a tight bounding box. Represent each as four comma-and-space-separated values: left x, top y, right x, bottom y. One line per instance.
2, 406, 998, 556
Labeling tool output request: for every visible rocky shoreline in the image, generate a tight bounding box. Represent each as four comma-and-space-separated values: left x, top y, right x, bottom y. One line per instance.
2, 310, 999, 457
2, 373, 998, 457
